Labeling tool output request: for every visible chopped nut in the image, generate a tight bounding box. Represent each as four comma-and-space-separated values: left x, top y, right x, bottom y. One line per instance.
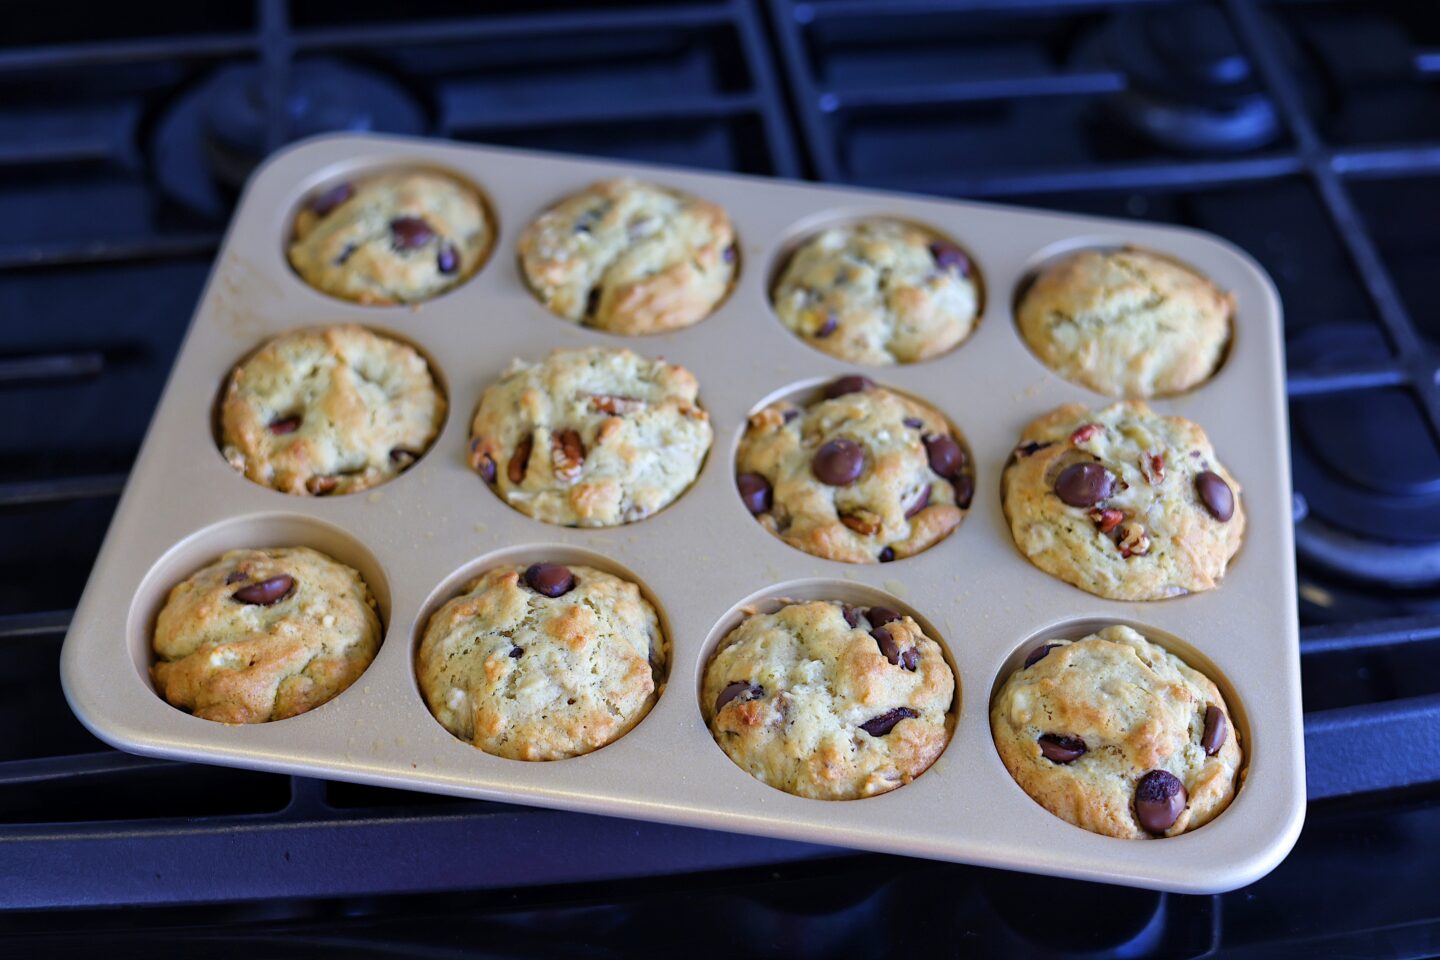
1069, 423, 1103, 445
1141, 451, 1166, 485
589, 394, 644, 415
1116, 521, 1151, 558
305, 475, 338, 495
552, 428, 585, 483
840, 510, 882, 536
1090, 508, 1125, 534
507, 435, 533, 485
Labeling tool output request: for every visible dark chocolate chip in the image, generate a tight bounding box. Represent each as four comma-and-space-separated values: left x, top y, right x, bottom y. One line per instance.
1196, 471, 1234, 522
951, 474, 974, 509
1055, 462, 1116, 508
508, 435, 533, 485
269, 415, 301, 435
715, 681, 763, 714
390, 216, 434, 250
523, 562, 575, 598
860, 707, 917, 737
723, 244, 737, 264
924, 434, 965, 478
1024, 644, 1060, 668
900, 647, 919, 671
812, 439, 864, 486
878, 547, 895, 563
585, 286, 601, 318
509, 646, 523, 658
309, 182, 353, 217
1134, 770, 1187, 835
867, 606, 901, 627
814, 312, 838, 338
823, 375, 875, 399
231, 575, 295, 606
333, 243, 357, 265
905, 485, 930, 518
872, 627, 901, 664
842, 605, 861, 628
1201, 704, 1227, 756
736, 472, 772, 515
1017, 441, 1052, 458
1038, 734, 1087, 764
478, 453, 497, 484
903, 417, 923, 429
437, 243, 459, 275
782, 409, 800, 424
224, 570, 247, 584
928, 240, 970, 275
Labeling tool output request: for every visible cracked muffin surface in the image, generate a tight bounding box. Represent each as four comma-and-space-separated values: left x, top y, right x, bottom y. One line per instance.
221, 324, 445, 496
417, 563, 665, 761
991, 625, 1243, 839
1017, 247, 1232, 398
469, 346, 712, 527
772, 219, 979, 365
735, 376, 970, 563
1001, 401, 1244, 601
152, 547, 381, 724
703, 600, 955, 800
518, 177, 737, 334
288, 169, 491, 305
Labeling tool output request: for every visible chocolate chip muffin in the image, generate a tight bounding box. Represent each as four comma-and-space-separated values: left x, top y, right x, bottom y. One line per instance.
221, 325, 445, 496
152, 547, 382, 724
772, 219, 979, 365
735, 375, 970, 563
469, 346, 712, 527
1016, 247, 1233, 398
1001, 401, 1244, 600
518, 177, 737, 334
288, 170, 491, 305
991, 625, 1243, 839
417, 562, 665, 761
703, 600, 954, 800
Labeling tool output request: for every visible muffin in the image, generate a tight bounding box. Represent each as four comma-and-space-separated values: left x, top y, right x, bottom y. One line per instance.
703, 600, 954, 800
152, 547, 381, 724
772, 219, 979, 365
1016, 247, 1233, 397
469, 346, 712, 527
220, 325, 445, 496
417, 562, 665, 761
735, 375, 970, 563
1001, 401, 1244, 600
288, 170, 491, 304
991, 625, 1243, 839
518, 177, 737, 334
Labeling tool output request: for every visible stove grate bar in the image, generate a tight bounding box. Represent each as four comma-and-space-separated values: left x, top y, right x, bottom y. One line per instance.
445, 93, 763, 135
0, 351, 105, 384
0, 234, 222, 271
1284, 363, 1409, 397
864, 154, 1307, 197
799, 0, 1173, 20
1300, 613, 1440, 655
0, 473, 126, 507
1305, 692, 1440, 800
818, 70, 1127, 111
0, 609, 72, 640
0, 35, 254, 74
0, 752, 173, 788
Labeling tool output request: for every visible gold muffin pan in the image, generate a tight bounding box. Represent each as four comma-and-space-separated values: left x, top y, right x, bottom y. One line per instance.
60, 133, 1302, 894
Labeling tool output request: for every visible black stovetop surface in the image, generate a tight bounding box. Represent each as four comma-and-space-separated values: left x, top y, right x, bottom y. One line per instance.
2, 2, 1439, 956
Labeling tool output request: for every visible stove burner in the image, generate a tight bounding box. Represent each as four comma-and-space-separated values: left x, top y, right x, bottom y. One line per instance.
150, 59, 428, 220
1075, 6, 1282, 154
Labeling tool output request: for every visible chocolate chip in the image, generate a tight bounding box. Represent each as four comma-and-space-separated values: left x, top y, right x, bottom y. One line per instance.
822, 375, 875, 399
723, 244, 737, 264
737, 473, 772, 514
951, 474, 974, 509
872, 627, 901, 664
782, 409, 800, 424
905, 485, 930, 518
842, 605, 861, 628
878, 547, 895, 563
1055, 462, 1116, 508
333, 243, 357, 265
812, 439, 864, 486
524, 562, 575, 598
867, 606, 901, 627
1017, 441, 1052, 458
309, 182, 353, 217
477, 453, 497, 484
508, 435, 532, 485
509, 646, 523, 658
1196, 471, 1234, 522
814, 312, 838, 338
231, 575, 294, 606
585, 286, 601, 319
860, 707, 917, 737
437, 243, 459, 274
903, 417, 923, 429
924, 434, 965, 478
390, 217, 434, 250
1038, 734, 1087, 764
1134, 770, 1187, 835
224, 570, 247, 584
1024, 643, 1060, 668
900, 647, 919, 671
1201, 704, 1227, 756
928, 240, 970, 275
715, 681, 763, 714
269, 415, 301, 435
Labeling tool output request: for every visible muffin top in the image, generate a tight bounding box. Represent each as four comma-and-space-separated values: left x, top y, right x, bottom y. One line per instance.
1017, 247, 1232, 398
772, 219, 979, 365
416, 562, 665, 761
288, 170, 491, 305
990, 625, 1243, 839
221, 324, 445, 496
704, 600, 954, 800
152, 547, 381, 724
518, 177, 737, 334
735, 375, 970, 564
469, 346, 712, 527
1001, 400, 1244, 601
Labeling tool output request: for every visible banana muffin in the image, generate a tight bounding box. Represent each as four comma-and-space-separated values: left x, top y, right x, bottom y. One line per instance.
704, 599, 955, 800
772, 219, 979, 365
991, 625, 1243, 839
1016, 247, 1233, 398
735, 375, 970, 563
518, 177, 737, 334
152, 547, 382, 724
469, 346, 712, 527
288, 169, 492, 305
417, 562, 666, 761
220, 324, 445, 496
1001, 400, 1244, 600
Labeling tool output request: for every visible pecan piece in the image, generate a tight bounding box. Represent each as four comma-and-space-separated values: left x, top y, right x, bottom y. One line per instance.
305, 475, 338, 495
1090, 508, 1124, 534
589, 394, 644, 415
507, 435, 533, 485
840, 510, 882, 536
1069, 423, 1103, 445
552, 429, 585, 483
1141, 451, 1166, 485
1116, 521, 1151, 558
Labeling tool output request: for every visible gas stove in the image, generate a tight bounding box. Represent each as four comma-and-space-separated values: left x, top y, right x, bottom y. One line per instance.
2, 2, 1439, 956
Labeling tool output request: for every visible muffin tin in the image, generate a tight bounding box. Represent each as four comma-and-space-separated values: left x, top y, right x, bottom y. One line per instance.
59, 133, 1303, 894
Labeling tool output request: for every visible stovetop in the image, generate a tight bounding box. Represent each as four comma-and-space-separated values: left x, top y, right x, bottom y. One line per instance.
2, 1, 1439, 956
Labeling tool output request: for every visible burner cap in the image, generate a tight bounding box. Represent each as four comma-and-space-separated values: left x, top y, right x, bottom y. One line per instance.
151, 59, 427, 219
